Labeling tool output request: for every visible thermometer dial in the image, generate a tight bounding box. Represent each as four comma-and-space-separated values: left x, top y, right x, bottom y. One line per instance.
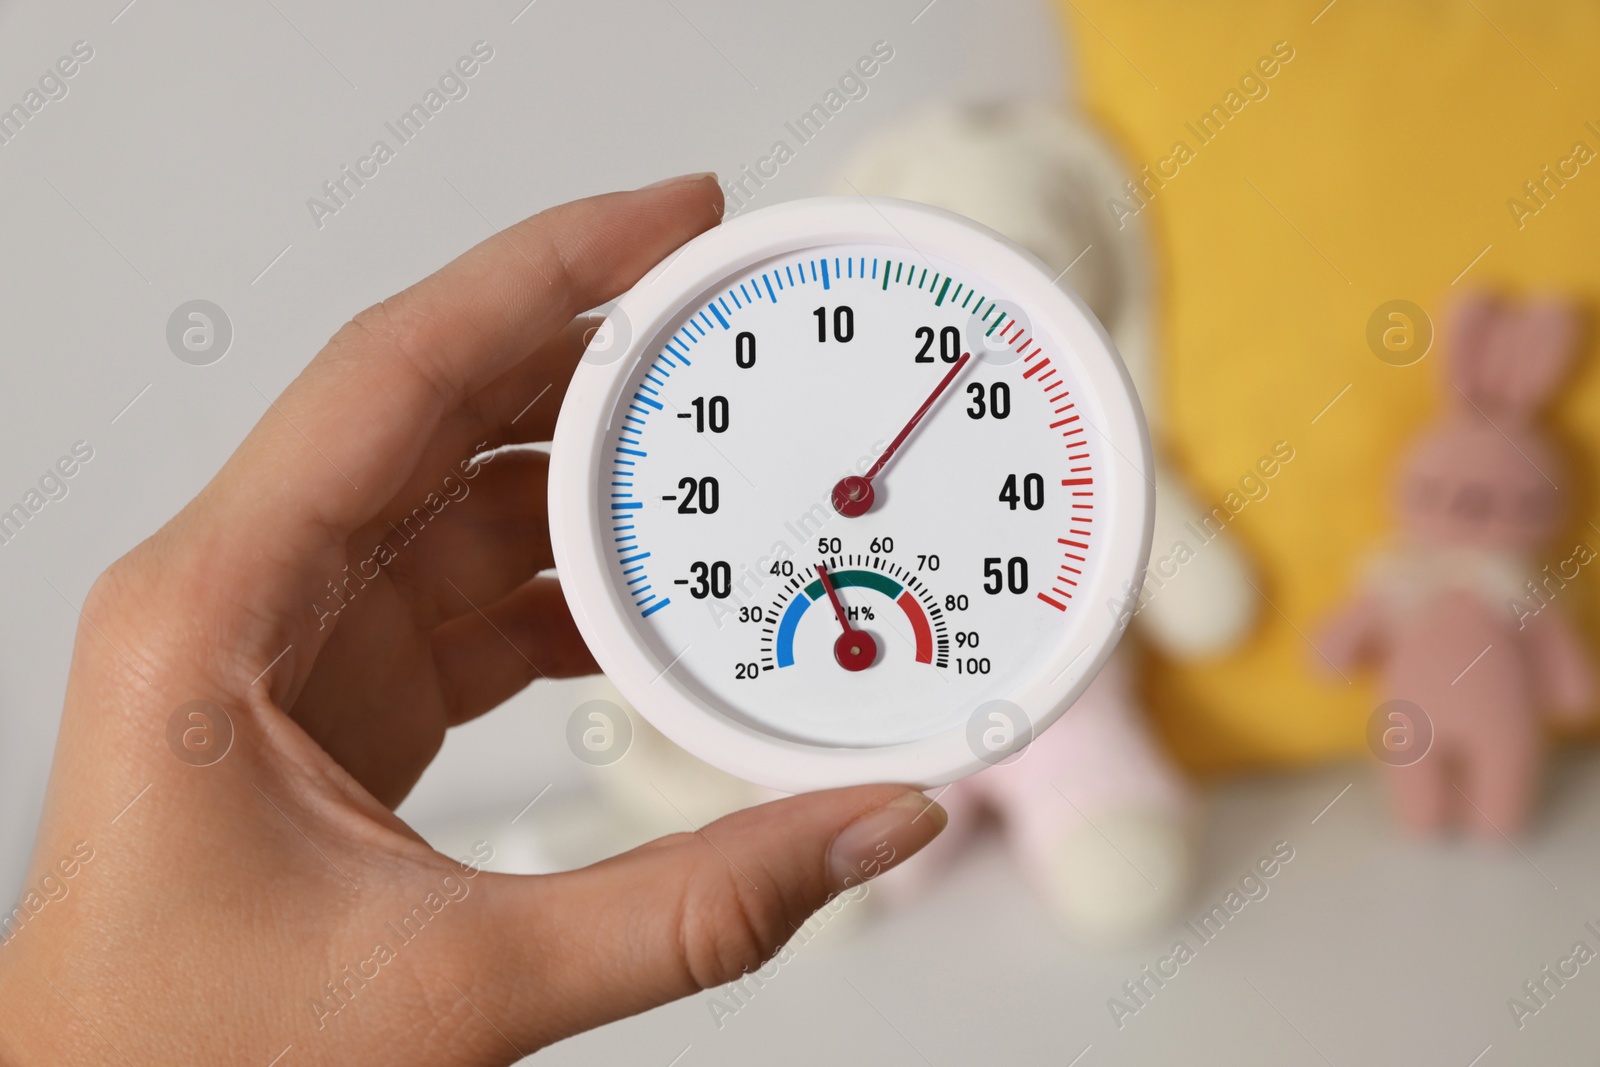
550, 197, 1151, 791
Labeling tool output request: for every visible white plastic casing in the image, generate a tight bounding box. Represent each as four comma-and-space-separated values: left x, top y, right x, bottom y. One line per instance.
549, 197, 1152, 792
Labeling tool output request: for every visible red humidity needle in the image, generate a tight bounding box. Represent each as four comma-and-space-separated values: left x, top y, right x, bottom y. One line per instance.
816, 563, 876, 672
832, 351, 973, 517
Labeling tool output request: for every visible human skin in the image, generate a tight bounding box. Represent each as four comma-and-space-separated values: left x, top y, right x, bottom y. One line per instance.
0, 174, 946, 1064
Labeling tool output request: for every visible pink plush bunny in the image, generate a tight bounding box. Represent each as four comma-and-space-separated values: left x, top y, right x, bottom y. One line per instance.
1318, 294, 1595, 837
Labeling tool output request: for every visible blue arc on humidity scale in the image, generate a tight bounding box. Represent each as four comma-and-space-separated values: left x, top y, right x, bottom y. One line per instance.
608, 254, 1028, 619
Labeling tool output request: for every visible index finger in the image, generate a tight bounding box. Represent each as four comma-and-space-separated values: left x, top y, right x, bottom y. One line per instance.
187, 173, 722, 613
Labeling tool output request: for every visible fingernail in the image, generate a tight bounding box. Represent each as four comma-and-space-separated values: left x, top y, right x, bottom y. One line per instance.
826, 791, 947, 893
642, 171, 717, 190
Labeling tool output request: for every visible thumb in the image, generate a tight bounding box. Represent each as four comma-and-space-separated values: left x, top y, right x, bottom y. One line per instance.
477, 784, 947, 1050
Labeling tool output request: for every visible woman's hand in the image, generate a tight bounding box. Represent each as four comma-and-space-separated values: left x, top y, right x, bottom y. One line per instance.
0, 174, 946, 1065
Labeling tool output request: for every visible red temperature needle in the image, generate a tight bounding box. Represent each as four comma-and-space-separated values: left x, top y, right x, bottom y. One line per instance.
832, 351, 973, 517
816, 564, 877, 672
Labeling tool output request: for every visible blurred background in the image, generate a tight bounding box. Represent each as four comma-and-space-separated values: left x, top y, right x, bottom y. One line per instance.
4, 0, 1600, 1063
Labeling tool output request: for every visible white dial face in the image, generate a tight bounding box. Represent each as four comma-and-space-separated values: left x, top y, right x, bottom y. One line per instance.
592, 240, 1113, 750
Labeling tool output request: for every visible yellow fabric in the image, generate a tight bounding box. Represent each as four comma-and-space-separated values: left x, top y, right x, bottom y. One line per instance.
1060, 1, 1600, 772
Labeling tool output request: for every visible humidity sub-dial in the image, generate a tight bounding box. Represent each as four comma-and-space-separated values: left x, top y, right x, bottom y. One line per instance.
758, 556, 951, 673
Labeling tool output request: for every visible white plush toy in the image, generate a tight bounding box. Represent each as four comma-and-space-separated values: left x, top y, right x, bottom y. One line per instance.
824, 104, 1259, 942
833, 104, 1255, 657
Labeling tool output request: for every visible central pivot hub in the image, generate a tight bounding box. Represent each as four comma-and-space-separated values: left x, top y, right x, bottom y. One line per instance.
833, 629, 878, 672
831, 475, 875, 518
